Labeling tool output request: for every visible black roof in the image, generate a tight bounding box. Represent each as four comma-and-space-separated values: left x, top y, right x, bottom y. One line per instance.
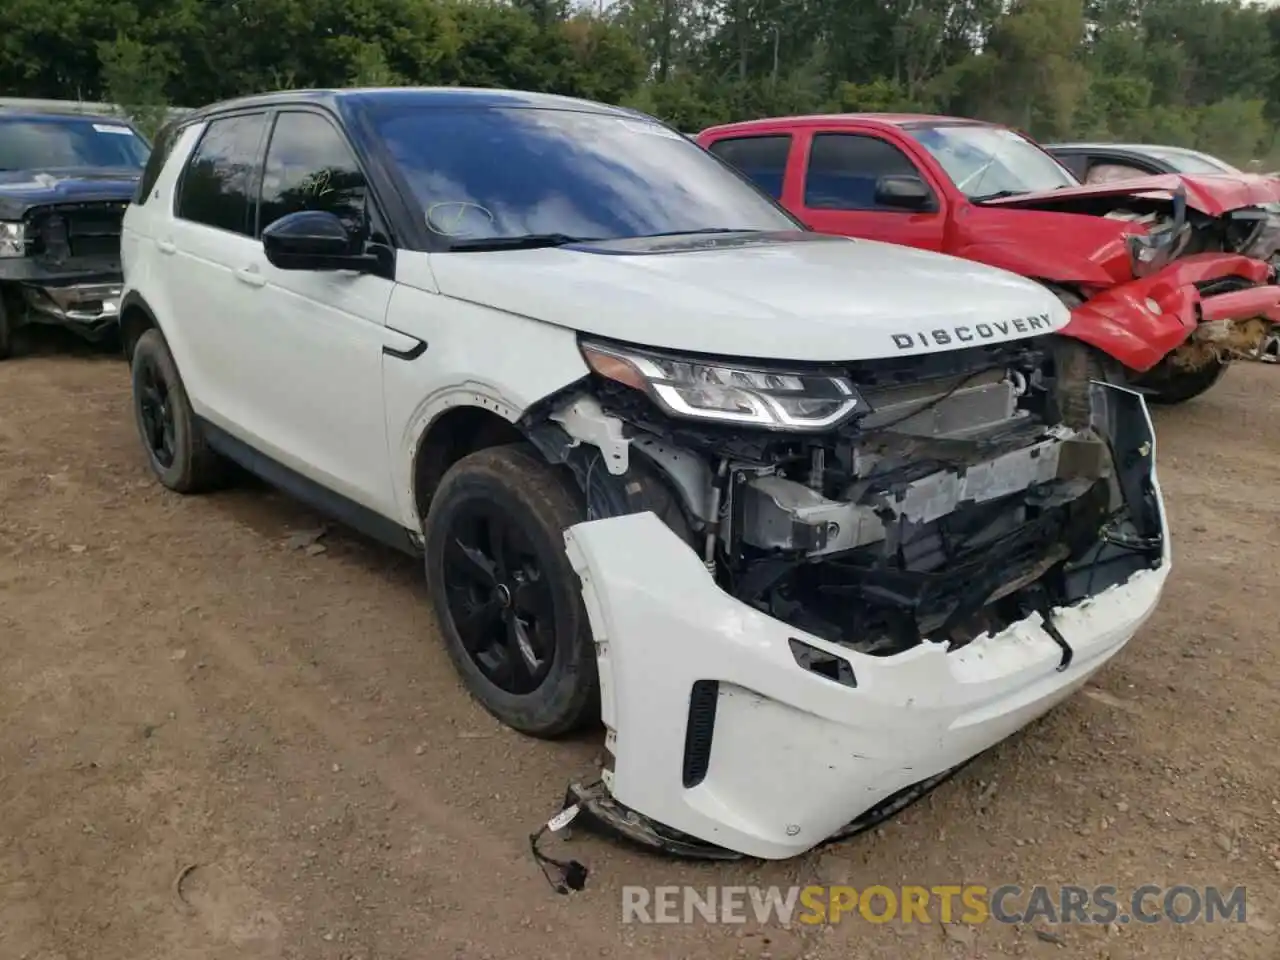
183, 86, 644, 126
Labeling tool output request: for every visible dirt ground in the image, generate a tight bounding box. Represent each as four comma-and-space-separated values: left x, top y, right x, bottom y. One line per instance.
1, 335, 1278, 960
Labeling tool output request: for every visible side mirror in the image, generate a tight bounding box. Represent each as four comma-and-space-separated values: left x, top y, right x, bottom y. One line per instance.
261, 210, 378, 272
874, 175, 935, 211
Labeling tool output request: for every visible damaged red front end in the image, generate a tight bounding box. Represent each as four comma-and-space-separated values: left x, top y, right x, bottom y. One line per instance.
985, 174, 1280, 394
1063, 253, 1280, 373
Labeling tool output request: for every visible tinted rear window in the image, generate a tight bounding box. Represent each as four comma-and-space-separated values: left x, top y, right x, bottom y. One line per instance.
0, 117, 149, 171
706, 135, 792, 199
364, 105, 798, 242
175, 113, 269, 236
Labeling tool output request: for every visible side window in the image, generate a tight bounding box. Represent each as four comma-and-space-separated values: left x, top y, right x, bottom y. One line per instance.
706, 135, 792, 200
176, 113, 268, 235
1054, 153, 1088, 180
804, 133, 923, 211
258, 111, 368, 237
1085, 162, 1151, 185
134, 122, 177, 206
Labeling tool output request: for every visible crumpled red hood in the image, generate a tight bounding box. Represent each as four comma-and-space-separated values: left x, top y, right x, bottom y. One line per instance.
983, 173, 1280, 216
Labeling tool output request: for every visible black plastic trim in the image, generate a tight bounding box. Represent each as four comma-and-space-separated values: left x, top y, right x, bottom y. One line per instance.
681, 680, 719, 788
382, 330, 427, 361
197, 417, 421, 556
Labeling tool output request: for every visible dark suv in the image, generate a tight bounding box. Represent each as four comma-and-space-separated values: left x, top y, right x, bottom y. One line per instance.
0, 109, 150, 357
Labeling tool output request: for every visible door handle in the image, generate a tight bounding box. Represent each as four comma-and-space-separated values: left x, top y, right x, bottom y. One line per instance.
235, 266, 266, 288
156, 239, 176, 255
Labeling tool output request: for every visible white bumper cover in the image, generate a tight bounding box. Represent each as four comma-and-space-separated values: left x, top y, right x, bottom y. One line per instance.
562, 388, 1170, 860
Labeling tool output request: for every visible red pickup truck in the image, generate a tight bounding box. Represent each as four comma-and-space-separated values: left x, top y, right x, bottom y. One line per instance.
697, 114, 1280, 403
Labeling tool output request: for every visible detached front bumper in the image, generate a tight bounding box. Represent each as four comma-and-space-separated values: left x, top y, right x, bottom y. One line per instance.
562, 385, 1170, 860
1065, 253, 1280, 372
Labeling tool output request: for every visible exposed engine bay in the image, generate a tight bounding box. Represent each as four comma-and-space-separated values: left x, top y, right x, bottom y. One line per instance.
524, 335, 1165, 663
1103, 202, 1280, 260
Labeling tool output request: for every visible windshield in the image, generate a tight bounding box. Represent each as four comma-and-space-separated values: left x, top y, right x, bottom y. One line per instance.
0, 117, 149, 171
1144, 147, 1239, 175
910, 123, 1078, 200
364, 105, 800, 243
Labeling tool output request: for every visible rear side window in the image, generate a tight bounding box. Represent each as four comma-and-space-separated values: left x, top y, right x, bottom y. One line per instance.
707, 135, 792, 200
258, 111, 368, 237
1053, 152, 1088, 180
1085, 161, 1151, 184
176, 113, 269, 236
804, 133, 921, 210
135, 122, 177, 206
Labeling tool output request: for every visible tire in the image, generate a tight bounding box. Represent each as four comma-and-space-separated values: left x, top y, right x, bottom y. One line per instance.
1051, 337, 1126, 429
1131, 353, 1229, 405
130, 327, 228, 492
424, 443, 598, 738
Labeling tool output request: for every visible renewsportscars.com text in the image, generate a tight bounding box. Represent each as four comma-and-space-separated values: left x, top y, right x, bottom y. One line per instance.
621, 884, 1248, 926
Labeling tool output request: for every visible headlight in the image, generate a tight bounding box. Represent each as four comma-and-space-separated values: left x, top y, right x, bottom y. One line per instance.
580, 340, 865, 432
0, 221, 26, 258
1127, 185, 1189, 278
1126, 227, 1189, 278
1235, 209, 1280, 261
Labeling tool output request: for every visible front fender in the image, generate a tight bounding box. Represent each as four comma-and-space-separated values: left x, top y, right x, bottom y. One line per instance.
1062, 253, 1276, 372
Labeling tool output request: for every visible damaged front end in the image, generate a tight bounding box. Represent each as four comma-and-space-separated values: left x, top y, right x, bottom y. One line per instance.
525, 334, 1168, 860
0, 199, 128, 343
1019, 184, 1280, 376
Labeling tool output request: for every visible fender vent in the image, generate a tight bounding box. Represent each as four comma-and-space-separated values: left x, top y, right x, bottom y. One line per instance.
681, 680, 719, 788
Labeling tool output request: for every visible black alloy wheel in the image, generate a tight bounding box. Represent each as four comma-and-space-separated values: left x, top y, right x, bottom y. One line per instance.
129, 327, 229, 493
424, 443, 598, 738
136, 353, 177, 469
441, 502, 557, 694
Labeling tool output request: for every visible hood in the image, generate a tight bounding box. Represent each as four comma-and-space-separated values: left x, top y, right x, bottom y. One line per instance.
425, 230, 1070, 362
982, 172, 1280, 217
0, 168, 140, 219
956, 205, 1137, 286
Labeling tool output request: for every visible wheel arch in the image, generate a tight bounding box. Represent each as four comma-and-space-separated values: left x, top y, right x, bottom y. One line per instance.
119, 291, 160, 362
411, 403, 528, 527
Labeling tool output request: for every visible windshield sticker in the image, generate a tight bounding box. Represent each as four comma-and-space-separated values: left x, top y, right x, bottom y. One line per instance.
426, 201, 495, 236
92, 123, 134, 135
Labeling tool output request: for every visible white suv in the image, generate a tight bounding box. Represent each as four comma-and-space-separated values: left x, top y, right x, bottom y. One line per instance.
120, 87, 1170, 861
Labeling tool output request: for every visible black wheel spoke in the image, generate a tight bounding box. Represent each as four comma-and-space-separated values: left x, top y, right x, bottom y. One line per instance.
439, 501, 559, 697
484, 516, 511, 581
446, 536, 496, 587
509, 616, 544, 677
475, 645, 513, 686
137, 359, 177, 469
454, 598, 502, 651
513, 576, 553, 625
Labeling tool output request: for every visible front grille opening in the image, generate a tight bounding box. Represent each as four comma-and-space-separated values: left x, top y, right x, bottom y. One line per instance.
681, 680, 719, 788
25, 202, 126, 261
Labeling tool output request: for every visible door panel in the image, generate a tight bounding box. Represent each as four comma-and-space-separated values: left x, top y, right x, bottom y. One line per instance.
797, 131, 947, 251
240, 109, 399, 518
167, 112, 270, 424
